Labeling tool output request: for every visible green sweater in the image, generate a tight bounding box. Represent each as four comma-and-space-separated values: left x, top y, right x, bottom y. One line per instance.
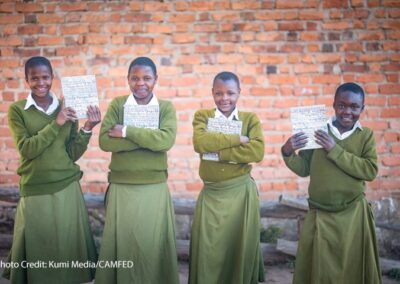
193, 109, 265, 182
283, 126, 378, 208
8, 100, 91, 197
99, 96, 176, 184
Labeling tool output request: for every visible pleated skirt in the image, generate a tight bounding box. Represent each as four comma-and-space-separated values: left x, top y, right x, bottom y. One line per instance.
189, 174, 265, 284
293, 196, 382, 284
2, 181, 97, 284
95, 182, 179, 284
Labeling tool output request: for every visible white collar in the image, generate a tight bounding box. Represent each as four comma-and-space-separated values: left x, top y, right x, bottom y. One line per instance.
328, 116, 362, 140
24, 92, 59, 115
214, 107, 239, 121
124, 94, 159, 106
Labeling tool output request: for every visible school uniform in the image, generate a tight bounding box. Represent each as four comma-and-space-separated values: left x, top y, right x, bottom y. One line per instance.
4, 93, 97, 284
282, 118, 382, 284
96, 94, 179, 284
189, 108, 265, 284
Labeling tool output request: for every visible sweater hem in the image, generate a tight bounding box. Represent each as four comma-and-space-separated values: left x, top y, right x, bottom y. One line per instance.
19, 172, 82, 197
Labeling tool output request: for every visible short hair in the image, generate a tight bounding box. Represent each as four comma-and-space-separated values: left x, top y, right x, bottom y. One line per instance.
334, 82, 365, 103
213, 71, 240, 90
128, 57, 157, 76
24, 56, 53, 79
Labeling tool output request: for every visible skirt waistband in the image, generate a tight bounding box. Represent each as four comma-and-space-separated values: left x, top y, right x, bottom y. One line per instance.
203, 174, 251, 190
308, 193, 364, 212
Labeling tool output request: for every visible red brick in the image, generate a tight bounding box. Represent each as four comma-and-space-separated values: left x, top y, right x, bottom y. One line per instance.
124, 36, 153, 44
383, 0, 400, 7
0, 3, 14, 13
191, 2, 216, 10
16, 3, 43, 12
83, 13, 110, 23
351, 0, 365, 7
169, 13, 196, 22
250, 87, 278, 96
391, 144, 400, 153
195, 45, 221, 53
172, 33, 196, 43
294, 64, 320, 74
382, 156, 400, 166
276, 0, 304, 8
381, 108, 400, 118
143, 2, 171, 11
280, 44, 304, 53
388, 97, 400, 105
38, 36, 64, 46
59, 3, 87, 11
0, 15, 23, 24
147, 24, 173, 34
37, 14, 64, 24
312, 75, 341, 84
323, 0, 348, 8
128, 2, 142, 11
0, 59, 19, 68
379, 84, 400, 94
279, 22, 304, 31
212, 12, 240, 21
322, 21, 350, 30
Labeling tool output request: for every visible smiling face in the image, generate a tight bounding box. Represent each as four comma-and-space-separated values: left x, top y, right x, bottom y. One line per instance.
212, 78, 240, 118
127, 65, 157, 105
333, 90, 364, 133
25, 65, 53, 98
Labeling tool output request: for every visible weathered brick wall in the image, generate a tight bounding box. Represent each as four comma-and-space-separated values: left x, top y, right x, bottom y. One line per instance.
0, 0, 399, 200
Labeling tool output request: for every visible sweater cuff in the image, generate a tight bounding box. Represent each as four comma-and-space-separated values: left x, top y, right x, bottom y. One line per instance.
125, 126, 139, 142
79, 128, 92, 136
326, 143, 343, 161
230, 134, 241, 147
49, 120, 62, 134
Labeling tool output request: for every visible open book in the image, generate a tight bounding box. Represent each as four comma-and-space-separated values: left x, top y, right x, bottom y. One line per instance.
123, 104, 159, 129
61, 75, 99, 119
202, 117, 242, 161
290, 105, 328, 150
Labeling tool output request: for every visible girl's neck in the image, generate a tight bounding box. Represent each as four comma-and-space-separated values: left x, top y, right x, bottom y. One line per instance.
333, 120, 354, 134
32, 93, 53, 111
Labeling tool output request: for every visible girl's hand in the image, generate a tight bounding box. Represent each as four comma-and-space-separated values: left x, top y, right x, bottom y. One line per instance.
314, 130, 336, 152
282, 132, 308, 156
108, 124, 124, 138
83, 105, 101, 131
56, 98, 78, 126
240, 135, 250, 144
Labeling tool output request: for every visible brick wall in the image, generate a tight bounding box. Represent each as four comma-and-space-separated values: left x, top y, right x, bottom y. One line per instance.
0, 0, 399, 200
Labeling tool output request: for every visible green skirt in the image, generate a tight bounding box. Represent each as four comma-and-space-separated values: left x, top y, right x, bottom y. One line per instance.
95, 182, 179, 284
189, 174, 265, 284
293, 196, 382, 284
2, 181, 97, 284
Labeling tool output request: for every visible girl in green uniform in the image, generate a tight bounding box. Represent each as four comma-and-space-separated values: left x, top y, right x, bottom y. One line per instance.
282, 82, 381, 284
189, 71, 265, 284
3, 56, 100, 283
96, 57, 179, 283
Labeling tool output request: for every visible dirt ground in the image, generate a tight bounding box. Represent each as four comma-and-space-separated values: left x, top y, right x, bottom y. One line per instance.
0, 254, 398, 284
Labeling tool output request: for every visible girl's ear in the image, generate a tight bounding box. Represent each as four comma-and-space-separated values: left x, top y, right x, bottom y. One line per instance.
360, 105, 365, 112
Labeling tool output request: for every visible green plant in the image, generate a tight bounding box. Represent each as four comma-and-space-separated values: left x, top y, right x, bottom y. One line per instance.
388, 268, 400, 281
260, 226, 282, 244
